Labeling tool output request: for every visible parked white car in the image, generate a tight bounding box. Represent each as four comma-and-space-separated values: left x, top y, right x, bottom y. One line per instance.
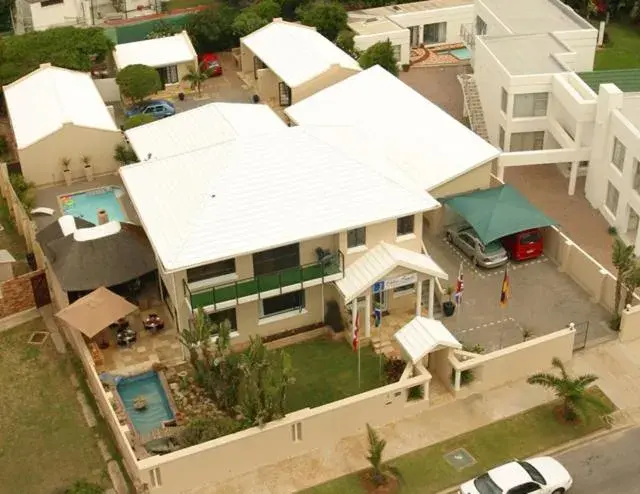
459, 457, 573, 494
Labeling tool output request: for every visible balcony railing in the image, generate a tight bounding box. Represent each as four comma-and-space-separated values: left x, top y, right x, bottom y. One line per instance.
185, 251, 344, 312
460, 23, 476, 49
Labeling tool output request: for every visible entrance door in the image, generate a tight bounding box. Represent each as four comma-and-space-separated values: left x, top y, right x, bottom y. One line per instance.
373, 290, 387, 311
409, 26, 420, 48
278, 82, 292, 107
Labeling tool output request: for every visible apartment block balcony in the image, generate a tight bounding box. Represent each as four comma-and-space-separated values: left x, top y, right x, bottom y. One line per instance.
185, 251, 344, 312
460, 24, 476, 50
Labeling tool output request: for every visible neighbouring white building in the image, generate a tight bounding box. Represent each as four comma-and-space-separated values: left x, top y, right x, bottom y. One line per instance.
348, 0, 474, 65
113, 31, 198, 89
459, 0, 640, 252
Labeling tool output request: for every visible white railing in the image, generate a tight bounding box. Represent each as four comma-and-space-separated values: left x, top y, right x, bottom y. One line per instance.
460, 23, 476, 49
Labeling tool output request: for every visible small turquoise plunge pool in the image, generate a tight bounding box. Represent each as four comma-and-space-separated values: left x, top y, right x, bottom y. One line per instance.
59, 186, 127, 225
116, 371, 174, 436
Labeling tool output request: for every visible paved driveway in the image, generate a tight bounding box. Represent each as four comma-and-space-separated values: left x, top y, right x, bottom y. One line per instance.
424, 232, 614, 351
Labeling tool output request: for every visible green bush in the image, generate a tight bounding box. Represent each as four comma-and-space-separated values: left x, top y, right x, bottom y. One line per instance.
65, 480, 104, 494
9, 173, 35, 210
122, 114, 155, 130
116, 64, 161, 103
178, 415, 242, 447
359, 40, 399, 76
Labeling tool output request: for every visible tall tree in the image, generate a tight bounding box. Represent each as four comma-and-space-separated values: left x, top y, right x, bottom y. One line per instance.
182, 63, 212, 96
232, 11, 269, 37
359, 41, 399, 77
296, 1, 347, 41
116, 64, 162, 103
187, 5, 239, 53
527, 357, 608, 422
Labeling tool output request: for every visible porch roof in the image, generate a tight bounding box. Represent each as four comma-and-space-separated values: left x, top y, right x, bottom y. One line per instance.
394, 316, 461, 364
335, 242, 447, 303
55, 287, 138, 338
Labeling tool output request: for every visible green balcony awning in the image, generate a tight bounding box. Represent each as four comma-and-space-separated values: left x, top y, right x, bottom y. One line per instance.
442, 185, 557, 245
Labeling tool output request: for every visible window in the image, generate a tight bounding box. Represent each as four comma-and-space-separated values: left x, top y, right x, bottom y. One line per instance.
518, 461, 546, 485
260, 290, 305, 318
392, 44, 401, 62
612, 137, 626, 171
40, 0, 63, 6
347, 227, 366, 249
253, 243, 300, 276
207, 308, 237, 333
606, 182, 619, 215
500, 88, 508, 113
475, 15, 487, 35
633, 159, 640, 194
473, 473, 501, 494
394, 283, 415, 296
187, 259, 236, 283
423, 22, 447, 44
513, 93, 548, 118
397, 215, 415, 236
498, 126, 505, 150
628, 208, 639, 240
519, 230, 541, 245
510, 131, 544, 151
507, 483, 543, 494
165, 65, 178, 84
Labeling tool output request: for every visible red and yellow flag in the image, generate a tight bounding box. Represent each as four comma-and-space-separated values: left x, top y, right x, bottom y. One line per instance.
500, 266, 510, 307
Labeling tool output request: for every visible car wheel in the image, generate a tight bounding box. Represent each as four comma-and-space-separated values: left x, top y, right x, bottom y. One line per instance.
551, 489, 565, 494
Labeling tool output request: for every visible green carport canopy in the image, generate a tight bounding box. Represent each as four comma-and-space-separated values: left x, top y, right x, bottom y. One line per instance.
442, 185, 557, 244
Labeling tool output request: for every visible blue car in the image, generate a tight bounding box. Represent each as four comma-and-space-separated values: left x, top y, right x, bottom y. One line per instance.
125, 99, 176, 120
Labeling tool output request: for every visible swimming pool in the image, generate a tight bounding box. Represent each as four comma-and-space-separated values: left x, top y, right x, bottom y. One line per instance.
59, 186, 127, 225
448, 47, 471, 60
116, 371, 174, 436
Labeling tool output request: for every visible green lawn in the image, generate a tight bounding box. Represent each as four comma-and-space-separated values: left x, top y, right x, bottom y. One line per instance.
305, 389, 614, 494
285, 338, 386, 413
0, 320, 108, 493
595, 22, 640, 70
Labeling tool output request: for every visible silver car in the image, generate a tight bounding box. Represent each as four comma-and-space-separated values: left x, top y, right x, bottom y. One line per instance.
445, 225, 508, 269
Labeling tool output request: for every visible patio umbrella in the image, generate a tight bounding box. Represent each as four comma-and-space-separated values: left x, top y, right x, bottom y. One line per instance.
46, 221, 156, 292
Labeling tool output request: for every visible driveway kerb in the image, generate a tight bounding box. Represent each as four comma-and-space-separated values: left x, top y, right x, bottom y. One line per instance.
435, 411, 637, 494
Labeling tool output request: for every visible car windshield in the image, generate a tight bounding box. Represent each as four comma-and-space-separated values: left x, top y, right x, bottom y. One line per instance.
481, 241, 502, 254
518, 461, 546, 485
519, 231, 541, 245
473, 473, 502, 494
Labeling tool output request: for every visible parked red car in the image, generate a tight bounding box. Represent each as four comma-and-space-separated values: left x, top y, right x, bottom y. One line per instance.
501, 228, 543, 261
198, 53, 223, 77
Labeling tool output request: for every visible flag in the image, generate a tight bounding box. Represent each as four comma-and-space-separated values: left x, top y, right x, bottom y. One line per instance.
500, 266, 510, 307
374, 305, 382, 327
454, 262, 464, 305
352, 311, 359, 351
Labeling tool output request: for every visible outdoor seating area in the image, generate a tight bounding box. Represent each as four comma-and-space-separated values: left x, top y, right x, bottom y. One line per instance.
410, 43, 472, 67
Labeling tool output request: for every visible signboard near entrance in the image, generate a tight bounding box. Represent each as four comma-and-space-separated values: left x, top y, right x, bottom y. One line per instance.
383, 273, 418, 291
373, 281, 385, 294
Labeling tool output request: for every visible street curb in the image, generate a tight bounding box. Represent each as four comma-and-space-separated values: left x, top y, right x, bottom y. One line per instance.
435, 412, 637, 494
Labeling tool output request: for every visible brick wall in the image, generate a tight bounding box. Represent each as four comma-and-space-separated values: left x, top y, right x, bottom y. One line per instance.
0, 269, 39, 318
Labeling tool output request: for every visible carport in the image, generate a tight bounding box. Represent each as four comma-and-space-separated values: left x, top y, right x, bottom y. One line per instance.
442, 184, 557, 244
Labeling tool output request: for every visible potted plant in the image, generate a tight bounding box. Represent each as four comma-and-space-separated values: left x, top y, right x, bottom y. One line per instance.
178, 92, 185, 101
81, 155, 94, 182
442, 284, 456, 317
61, 157, 72, 186
402, 63, 410, 72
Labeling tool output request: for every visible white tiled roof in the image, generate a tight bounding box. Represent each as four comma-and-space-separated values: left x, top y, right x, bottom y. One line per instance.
119, 126, 439, 272
335, 242, 447, 303
286, 66, 500, 190
113, 31, 197, 70
126, 103, 287, 160
394, 316, 461, 364
3, 65, 118, 149
242, 19, 361, 88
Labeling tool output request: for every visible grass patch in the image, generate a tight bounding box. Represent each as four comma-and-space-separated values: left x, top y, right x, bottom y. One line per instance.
305, 388, 614, 494
285, 338, 386, 413
0, 319, 108, 494
0, 195, 30, 274
596, 22, 640, 70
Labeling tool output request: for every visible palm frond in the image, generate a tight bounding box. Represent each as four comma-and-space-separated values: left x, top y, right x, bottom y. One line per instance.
573, 374, 599, 388
551, 357, 568, 380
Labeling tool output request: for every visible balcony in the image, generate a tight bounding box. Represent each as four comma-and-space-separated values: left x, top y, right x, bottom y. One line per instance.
185, 251, 344, 312
460, 24, 476, 50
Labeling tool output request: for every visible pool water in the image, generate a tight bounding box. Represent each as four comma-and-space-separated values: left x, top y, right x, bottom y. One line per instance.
448, 47, 471, 60
116, 371, 174, 435
60, 186, 127, 225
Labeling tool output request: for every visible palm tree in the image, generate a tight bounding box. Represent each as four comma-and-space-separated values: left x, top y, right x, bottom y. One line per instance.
527, 357, 608, 422
181, 63, 212, 96
623, 260, 640, 308
366, 423, 387, 486
612, 236, 634, 314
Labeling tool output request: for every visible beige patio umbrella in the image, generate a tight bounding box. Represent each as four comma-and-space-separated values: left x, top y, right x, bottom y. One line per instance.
55, 286, 138, 339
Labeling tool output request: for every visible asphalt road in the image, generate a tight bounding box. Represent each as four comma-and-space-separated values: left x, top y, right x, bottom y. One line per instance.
556, 426, 640, 493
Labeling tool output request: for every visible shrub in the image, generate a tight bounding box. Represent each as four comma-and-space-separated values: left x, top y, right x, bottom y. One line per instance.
0, 135, 8, 157
65, 480, 104, 494
9, 173, 35, 210
123, 113, 155, 130
324, 300, 345, 332
178, 415, 242, 447
383, 356, 405, 383
407, 384, 424, 400
116, 64, 161, 103
296, 1, 347, 41
113, 143, 138, 166
358, 40, 399, 76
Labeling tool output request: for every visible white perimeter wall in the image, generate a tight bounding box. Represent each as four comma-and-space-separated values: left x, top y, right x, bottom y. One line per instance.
30, 0, 82, 30
391, 5, 474, 45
